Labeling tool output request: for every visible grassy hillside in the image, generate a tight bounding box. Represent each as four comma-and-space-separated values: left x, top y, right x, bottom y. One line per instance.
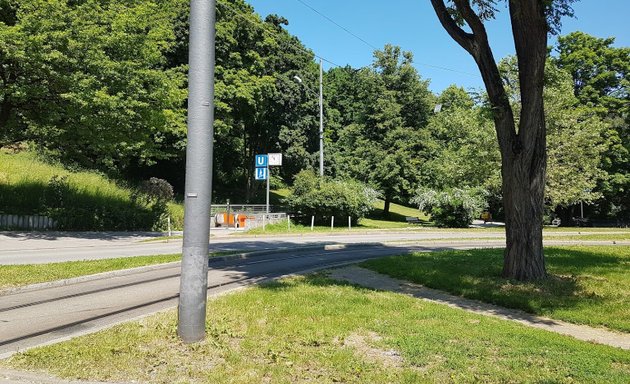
0, 150, 183, 230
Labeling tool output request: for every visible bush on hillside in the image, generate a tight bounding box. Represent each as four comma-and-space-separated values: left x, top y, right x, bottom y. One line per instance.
412, 187, 487, 228
41, 175, 176, 231
285, 170, 378, 225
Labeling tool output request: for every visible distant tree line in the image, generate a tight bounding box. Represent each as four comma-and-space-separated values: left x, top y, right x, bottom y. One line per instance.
1, 0, 627, 221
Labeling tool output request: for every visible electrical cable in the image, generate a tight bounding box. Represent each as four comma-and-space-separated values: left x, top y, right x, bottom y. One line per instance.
291, 0, 478, 77
218, 0, 343, 68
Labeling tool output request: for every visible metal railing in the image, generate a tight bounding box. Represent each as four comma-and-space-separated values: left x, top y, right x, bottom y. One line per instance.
0, 214, 57, 230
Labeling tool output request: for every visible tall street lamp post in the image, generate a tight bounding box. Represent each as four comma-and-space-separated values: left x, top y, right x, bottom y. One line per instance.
178, 0, 216, 343
294, 58, 324, 177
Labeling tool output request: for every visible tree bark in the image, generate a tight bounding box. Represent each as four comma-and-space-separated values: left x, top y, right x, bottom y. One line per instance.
383, 197, 391, 216
429, 0, 548, 280
0, 99, 12, 135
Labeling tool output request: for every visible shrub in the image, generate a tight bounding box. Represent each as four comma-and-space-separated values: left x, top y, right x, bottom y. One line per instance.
285, 170, 378, 225
412, 187, 487, 228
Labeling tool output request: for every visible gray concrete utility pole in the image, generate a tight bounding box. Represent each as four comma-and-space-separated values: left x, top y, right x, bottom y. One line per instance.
178, 0, 216, 343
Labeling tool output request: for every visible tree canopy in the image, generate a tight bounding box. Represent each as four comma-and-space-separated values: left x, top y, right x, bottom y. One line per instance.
1, 0, 626, 231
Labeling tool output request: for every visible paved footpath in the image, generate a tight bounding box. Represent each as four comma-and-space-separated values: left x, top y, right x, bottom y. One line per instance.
329, 265, 630, 350
0, 369, 111, 384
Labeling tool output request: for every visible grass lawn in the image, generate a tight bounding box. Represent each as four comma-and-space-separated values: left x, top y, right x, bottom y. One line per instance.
363, 246, 630, 332
243, 219, 415, 234
0, 254, 181, 290
4, 274, 628, 383
543, 233, 630, 241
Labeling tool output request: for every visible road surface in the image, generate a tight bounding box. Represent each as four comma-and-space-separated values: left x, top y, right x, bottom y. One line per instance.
0, 230, 510, 264
2, 229, 625, 265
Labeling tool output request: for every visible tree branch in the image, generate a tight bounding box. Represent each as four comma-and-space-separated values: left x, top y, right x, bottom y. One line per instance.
452, 0, 487, 38
430, 0, 516, 153
429, 0, 474, 53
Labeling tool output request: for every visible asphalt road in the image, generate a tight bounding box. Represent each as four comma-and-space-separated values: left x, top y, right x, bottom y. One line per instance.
0, 241, 496, 358
0, 230, 512, 264
2, 229, 626, 265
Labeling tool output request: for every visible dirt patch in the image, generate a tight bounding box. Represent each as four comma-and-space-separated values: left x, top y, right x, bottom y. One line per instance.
342, 332, 403, 368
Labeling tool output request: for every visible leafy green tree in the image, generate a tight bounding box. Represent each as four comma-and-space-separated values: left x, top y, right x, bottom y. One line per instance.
555, 31, 629, 218
333, 46, 433, 214
544, 65, 608, 210
177, 0, 321, 199
0, 0, 187, 174
429, 0, 577, 280
423, 86, 499, 191
498, 56, 609, 212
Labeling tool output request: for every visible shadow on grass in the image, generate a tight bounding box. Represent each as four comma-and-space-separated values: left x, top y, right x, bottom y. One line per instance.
366, 208, 431, 225
360, 247, 625, 317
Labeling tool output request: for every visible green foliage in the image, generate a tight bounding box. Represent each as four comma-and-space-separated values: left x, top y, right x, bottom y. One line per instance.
422, 87, 499, 192
499, 56, 610, 211
0, 0, 187, 173
331, 45, 433, 211
412, 187, 487, 228
209, 0, 322, 198
285, 170, 377, 225
444, 0, 577, 34
555, 31, 630, 218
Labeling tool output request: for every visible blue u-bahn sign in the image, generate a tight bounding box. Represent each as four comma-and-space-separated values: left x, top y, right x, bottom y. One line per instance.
255, 154, 268, 167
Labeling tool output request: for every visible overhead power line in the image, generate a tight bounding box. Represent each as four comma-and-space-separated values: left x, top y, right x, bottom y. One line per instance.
294, 0, 379, 50
218, 0, 343, 68
291, 0, 478, 77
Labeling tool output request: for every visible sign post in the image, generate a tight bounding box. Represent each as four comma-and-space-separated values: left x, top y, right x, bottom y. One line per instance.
254, 153, 282, 217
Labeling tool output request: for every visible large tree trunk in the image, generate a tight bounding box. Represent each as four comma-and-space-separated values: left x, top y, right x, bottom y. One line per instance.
501, 141, 546, 279
430, 0, 548, 280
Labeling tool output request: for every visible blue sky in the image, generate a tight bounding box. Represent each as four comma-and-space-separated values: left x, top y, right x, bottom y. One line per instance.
246, 0, 629, 93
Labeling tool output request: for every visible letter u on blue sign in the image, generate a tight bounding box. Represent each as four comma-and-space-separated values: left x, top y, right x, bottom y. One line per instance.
255, 155, 268, 167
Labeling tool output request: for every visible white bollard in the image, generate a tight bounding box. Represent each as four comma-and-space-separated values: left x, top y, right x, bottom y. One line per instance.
167, 216, 172, 240
311, 216, 315, 231
348, 216, 351, 230
263, 214, 266, 231
287, 215, 291, 231
331, 216, 334, 230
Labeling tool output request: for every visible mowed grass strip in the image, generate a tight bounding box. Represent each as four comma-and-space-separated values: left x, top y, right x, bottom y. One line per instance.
363, 246, 630, 332
0, 254, 181, 290
5, 275, 629, 383
543, 233, 630, 241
